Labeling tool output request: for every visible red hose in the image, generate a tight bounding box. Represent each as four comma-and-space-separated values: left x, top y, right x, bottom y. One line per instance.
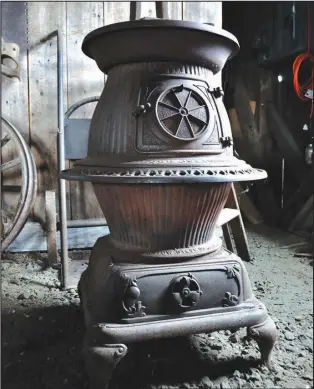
292, 2, 314, 118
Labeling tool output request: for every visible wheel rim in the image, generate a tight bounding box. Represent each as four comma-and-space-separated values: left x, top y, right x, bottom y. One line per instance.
1, 117, 37, 251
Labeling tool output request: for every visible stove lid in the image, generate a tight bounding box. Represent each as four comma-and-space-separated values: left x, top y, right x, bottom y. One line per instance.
82, 18, 240, 74
82, 19, 240, 52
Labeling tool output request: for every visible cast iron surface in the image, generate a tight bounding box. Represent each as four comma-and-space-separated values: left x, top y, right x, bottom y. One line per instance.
61, 19, 266, 184
1, 118, 37, 252
61, 64, 267, 184
82, 18, 240, 74
60, 21, 275, 389
82, 307, 276, 388
78, 235, 255, 325
92, 183, 231, 251
62, 164, 267, 184
79, 237, 277, 389
170, 273, 202, 309
156, 84, 211, 141
84, 232, 222, 263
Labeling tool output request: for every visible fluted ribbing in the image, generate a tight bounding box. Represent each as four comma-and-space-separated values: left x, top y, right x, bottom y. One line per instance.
87, 62, 214, 157
93, 183, 231, 251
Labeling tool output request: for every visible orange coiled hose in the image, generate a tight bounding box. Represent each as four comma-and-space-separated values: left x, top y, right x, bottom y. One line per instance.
292, 2, 314, 118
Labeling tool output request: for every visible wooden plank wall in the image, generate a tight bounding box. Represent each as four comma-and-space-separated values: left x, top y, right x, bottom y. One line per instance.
1, 3, 30, 224
66, 2, 105, 221
27, 3, 67, 225
2, 1, 222, 250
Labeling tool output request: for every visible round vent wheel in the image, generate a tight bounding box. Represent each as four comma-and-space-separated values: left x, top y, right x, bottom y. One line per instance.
156, 85, 210, 141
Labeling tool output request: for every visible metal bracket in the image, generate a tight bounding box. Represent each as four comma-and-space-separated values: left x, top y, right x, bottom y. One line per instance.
305, 89, 313, 100
208, 87, 224, 99
133, 102, 152, 117
1, 38, 20, 80
220, 136, 233, 147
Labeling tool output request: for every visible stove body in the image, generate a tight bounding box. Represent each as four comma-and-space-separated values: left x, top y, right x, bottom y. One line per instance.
61, 19, 276, 389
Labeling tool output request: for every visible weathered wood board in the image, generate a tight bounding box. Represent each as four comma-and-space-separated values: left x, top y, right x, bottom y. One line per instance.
183, 2, 221, 25
66, 2, 132, 221
103, 2, 131, 24
167, 2, 183, 19
27, 2, 67, 225
183, 2, 222, 88
6, 223, 226, 253
6, 222, 110, 252
66, 2, 105, 220
1, 2, 30, 224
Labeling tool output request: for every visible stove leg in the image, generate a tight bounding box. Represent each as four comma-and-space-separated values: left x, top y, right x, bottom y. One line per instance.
247, 315, 277, 369
84, 343, 128, 389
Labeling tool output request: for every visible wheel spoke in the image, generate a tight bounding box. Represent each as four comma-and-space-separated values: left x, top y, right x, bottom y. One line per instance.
170, 89, 183, 108
158, 101, 180, 111
186, 117, 196, 138
1, 117, 37, 252
174, 116, 184, 137
160, 112, 180, 121
1, 135, 11, 147
184, 91, 192, 108
174, 116, 196, 139
1, 158, 21, 172
188, 113, 208, 126
188, 105, 206, 112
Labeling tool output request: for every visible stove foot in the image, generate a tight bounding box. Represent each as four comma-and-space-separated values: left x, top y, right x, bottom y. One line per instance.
83, 343, 128, 389
247, 315, 277, 369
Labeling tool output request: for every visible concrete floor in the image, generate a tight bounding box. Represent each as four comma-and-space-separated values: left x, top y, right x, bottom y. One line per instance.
1, 224, 313, 389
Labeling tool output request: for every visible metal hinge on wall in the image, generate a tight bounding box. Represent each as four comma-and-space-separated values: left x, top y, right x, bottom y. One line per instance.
1, 38, 20, 79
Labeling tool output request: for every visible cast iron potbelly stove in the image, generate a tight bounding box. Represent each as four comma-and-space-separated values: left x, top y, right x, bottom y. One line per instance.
61, 19, 277, 389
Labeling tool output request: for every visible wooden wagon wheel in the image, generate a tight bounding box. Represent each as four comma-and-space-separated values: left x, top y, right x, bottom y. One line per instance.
1, 117, 37, 252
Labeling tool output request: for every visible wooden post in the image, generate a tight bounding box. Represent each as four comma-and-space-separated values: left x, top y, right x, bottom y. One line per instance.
233, 183, 263, 225
45, 190, 57, 266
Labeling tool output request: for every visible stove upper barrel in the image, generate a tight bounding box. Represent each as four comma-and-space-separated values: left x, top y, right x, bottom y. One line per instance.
61, 19, 267, 184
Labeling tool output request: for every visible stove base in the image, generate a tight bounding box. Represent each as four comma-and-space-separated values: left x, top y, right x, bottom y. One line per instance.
79, 236, 276, 389
83, 305, 276, 389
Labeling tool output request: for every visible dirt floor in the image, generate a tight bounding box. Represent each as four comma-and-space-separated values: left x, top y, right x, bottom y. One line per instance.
1, 224, 313, 389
